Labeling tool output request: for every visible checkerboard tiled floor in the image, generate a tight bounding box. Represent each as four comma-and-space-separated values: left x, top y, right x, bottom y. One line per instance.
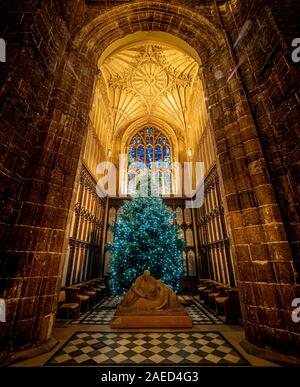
179, 296, 224, 325
46, 332, 249, 366
100, 295, 123, 309
71, 295, 224, 325
71, 296, 122, 325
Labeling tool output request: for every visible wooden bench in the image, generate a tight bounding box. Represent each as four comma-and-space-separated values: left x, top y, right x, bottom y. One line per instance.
216, 289, 241, 324
196, 279, 241, 324
57, 290, 80, 319
61, 278, 108, 314
68, 286, 90, 312
208, 285, 228, 308
86, 279, 107, 302
79, 285, 97, 309
200, 281, 221, 304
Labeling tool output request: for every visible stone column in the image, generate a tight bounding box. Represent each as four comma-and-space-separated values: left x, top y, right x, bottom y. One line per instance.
204, 47, 300, 355
0, 43, 97, 353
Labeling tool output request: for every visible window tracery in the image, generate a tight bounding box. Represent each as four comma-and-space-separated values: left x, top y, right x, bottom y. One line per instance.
128, 127, 173, 195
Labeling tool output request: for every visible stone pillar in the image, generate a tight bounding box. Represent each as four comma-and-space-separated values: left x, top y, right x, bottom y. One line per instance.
0, 0, 100, 357
0, 44, 97, 354
204, 47, 300, 355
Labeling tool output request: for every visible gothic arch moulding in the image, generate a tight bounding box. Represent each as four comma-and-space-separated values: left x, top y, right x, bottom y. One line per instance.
73, 1, 225, 62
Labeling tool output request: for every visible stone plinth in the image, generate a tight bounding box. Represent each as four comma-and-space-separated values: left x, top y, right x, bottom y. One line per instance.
112, 315, 192, 328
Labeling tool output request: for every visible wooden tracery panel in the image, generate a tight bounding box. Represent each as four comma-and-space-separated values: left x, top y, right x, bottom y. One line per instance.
195, 166, 236, 286
62, 165, 105, 286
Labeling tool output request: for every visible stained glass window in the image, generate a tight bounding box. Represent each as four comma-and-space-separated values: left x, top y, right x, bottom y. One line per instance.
137, 145, 144, 161
128, 127, 173, 194
129, 146, 136, 159
155, 146, 162, 161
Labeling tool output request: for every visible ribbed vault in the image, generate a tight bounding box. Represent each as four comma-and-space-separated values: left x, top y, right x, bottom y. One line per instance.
99, 35, 199, 139
75, 1, 225, 166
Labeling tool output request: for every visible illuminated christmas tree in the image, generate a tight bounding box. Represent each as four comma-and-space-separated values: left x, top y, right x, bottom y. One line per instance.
108, 196, 185, 294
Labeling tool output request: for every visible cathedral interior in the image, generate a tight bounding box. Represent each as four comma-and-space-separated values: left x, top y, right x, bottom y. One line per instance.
0, 0, 300, 369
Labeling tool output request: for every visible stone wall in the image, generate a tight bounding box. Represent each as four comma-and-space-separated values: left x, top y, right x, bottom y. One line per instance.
0, 0, 96, 354
211, 0, 300, 354
224, 0, 300, 279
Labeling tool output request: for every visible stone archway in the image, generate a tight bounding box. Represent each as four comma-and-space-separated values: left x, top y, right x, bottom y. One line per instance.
0, 0, 299, 360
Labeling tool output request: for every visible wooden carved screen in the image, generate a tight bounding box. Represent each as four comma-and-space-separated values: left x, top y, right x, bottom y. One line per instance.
195, 166, 236, 286
62, 166, 105, 286
171, 206, 197, 277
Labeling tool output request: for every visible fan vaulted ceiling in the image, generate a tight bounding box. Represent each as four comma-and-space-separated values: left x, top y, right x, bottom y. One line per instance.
97, 39, 201, 139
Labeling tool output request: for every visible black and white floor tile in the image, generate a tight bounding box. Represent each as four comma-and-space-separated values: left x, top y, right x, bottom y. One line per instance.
71, 296, 122, 325
71, 295, 224, 325
100, 295, 123, 309
178, 296, 224, 325
46, 332, 249, 366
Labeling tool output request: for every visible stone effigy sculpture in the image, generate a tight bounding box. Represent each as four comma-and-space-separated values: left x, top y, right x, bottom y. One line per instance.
111, 270, 192, 328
